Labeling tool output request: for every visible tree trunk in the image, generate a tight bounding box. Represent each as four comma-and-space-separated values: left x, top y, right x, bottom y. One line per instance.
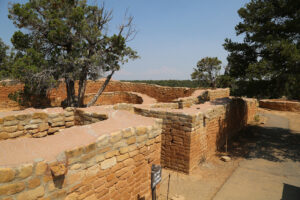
86, 70, 115, 107
77, 70, 88, 107
65, 78, 76, 107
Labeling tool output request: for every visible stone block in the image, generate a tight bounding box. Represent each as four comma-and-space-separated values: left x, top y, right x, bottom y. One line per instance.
101, 157, 116, 170
65, 116, 74, 121
30, 119, 43, 124
116, 153, 129, 162
126, 137, 136, 145
0, 132, 9, 139
95, 154, 105, 163
136, 126, 147, 136
3, 115, 16, 122
32, 112, 47, 119
24, 124, 38, 130
65, 107, 75, 112
122, 127, 134, 138
35, 161, 48, 175
137, 135, 148, 143
65, 193, 79, 200
51, 121, 65, 127
4, 125, 18, 133
48, 127, 60, 134
48, 113, 60, 118
16, 186, 45, 200
129, 150, 139, 157
50, 163, 67, 177
105, 150, 119, 159
65, 121, 75, 128
32, 131, 48, 138
28, 177, 41, 189
0, 168, 15, 183
9, 130, 24, 138
3, 120, 19, 126
110, 131, 122, 143
28, 129, 39, 135
17, 164, 33, 179
17, 124, 24, 131
16, 114, 28, 121
0, 182, 25, 195
65, 147, 84, 158
113, 141, 127, 149
96, 135, 109, 148
39, 123, 49, 132
84, 143, 96, 154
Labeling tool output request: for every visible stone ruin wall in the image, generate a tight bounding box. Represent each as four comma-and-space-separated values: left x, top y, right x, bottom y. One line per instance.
0, 108, 110, 140
0, 80, 199, 110
0, 80, 258, 199
259, 99, 300, 112
0, 109, 162, 200
48, 80, 196, 103
134, 97, 257, 173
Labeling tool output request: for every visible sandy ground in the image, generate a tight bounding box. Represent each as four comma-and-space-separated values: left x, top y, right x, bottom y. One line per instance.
158, 108, 300, 200
158, 157, 242, 200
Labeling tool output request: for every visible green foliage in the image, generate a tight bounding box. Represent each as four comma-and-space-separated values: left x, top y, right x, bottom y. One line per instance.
8, 0, 138, 107
191, 57, 222, 88
0, 38, 10, 80
224, 0, 300, 100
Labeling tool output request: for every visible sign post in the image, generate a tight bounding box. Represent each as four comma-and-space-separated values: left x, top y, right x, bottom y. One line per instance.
151, 164, 162, 200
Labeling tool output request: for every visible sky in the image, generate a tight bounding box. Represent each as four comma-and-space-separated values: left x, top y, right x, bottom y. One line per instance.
0, 0, 250, 80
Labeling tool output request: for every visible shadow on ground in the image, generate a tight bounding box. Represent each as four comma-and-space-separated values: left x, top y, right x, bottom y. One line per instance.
282, 183, 300, 200
225, 124, 300, 162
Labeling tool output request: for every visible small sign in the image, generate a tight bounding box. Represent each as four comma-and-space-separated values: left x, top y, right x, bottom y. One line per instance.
151, 164, 162, 189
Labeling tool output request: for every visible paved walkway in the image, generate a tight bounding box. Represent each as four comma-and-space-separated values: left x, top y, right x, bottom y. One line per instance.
213, 112, 300, 200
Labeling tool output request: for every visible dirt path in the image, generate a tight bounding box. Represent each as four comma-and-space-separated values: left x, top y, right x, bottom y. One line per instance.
213, 110, 300, 200
158, 109, 300, 200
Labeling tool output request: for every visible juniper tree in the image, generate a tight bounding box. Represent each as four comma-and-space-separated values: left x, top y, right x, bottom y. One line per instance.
191, 57, 222, 88
224, 0, 300, 99
0, 38, 10, 80
8, 0, 138, 107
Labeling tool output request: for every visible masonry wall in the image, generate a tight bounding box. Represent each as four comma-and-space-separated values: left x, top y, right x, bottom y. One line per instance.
0, 81, 232, 111
0, 120, 162, 200
259, 99, 300, 112
0, 108, 76, 140
84, 92, 143, 106
0, 81, 198, 110
134, 98, 257, 173
176, 88, 230, 108
50, 92, 144, 107
49, 80, 196, 103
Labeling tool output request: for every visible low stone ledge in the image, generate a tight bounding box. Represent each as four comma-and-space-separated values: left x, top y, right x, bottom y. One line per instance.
259, 99, 300, 112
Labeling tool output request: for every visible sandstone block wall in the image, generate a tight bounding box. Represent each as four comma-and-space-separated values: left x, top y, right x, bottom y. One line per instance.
176, 88, 230, 108
49, 80, 196, 103
83, 92, 143, 106
259, 99, 300, 112
0, 80, 231, 111
0, 80, 197, 110
0, 118, 162, 200
134, 97, 257, 173
134, 107, 193, 173
74, 109, 108, 126
0, 108, 76, 140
